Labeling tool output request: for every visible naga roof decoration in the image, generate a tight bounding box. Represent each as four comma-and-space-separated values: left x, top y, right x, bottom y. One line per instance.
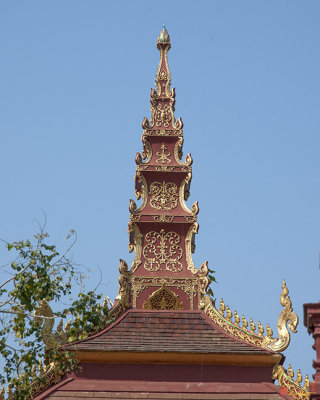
12, 26, 310, 400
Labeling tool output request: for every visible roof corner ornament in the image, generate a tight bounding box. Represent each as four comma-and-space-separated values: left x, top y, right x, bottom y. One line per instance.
263, 280, 298, 352
115, 259, 130, 308
34, 300, 68, 348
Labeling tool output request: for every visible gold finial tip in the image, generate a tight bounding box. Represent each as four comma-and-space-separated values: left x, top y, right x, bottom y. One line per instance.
158, 25, 170, 44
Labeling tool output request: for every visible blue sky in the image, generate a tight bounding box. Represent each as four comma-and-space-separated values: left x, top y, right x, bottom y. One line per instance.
1, 1, 320, 380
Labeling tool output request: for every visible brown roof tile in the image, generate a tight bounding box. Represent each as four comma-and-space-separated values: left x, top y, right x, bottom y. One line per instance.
65, 310, 270, 354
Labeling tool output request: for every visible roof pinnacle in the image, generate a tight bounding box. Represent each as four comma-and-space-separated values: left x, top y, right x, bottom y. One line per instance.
157, 24, 170, 45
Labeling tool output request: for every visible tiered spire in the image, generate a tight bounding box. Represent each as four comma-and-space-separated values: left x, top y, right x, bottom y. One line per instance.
122, 26, 204, 311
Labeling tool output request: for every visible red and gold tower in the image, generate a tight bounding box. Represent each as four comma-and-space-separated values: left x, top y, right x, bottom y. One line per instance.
117, 25, 208, 312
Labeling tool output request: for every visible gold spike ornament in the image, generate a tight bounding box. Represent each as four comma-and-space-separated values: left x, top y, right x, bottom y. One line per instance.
242, 315, 248, 331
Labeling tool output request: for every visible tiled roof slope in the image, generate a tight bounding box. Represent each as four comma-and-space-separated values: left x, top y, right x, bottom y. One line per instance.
66, 310, 271, 354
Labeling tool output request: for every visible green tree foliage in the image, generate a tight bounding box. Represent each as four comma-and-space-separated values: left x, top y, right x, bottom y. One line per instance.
0, 229, 109, 399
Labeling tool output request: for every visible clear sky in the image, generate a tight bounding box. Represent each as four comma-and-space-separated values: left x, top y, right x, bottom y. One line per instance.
1, 0, 319, 381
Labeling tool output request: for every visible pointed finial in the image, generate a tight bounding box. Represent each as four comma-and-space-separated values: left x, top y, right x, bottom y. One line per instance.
250, 318, 256, 334
287, 364, 294, 378
296, 369, 302, 385
303, 374, 310, 390
234, 310, 240, 326
242, 315, 248, 330
226, 306, 232, 322
219, 298, 225, 315
158, 25, 170, 45
258, 321, 264, 336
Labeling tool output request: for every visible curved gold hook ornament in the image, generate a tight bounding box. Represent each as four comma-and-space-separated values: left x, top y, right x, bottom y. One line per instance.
34, 300, 68, 348
263, 280, 298, 352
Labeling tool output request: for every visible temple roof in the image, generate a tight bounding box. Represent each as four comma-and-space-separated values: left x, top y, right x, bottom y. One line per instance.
27, 27, 309, 400
64, 309, 276, 358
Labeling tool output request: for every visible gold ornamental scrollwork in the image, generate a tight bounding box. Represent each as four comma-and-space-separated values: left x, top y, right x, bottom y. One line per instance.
273, 365, 310, 400
262, 280, 298, 352
131, 276, 199, 309
143, 229, 183, 272
131, 172, 148, 214
185, 222, 199, 275
115, 259, 130, 308
154, 165, 174, 172
150, 181, 179, 211
152, 215, 174, 222
127, 222, 142, 273
156, 143, 171, 164
143, 284, 183, 310
155, 103, 172, 128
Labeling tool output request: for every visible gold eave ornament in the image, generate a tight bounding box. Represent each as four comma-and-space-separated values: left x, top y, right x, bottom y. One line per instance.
201, 279, 298, 353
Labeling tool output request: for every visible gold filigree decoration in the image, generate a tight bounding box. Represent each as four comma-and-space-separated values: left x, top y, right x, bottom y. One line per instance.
185, 223, 199, 274
155, 104, 172, 128
143, 229, 183, 272
131, 276, 198, 309
262, 280, 298, 352
156, 143, 171, 163
152, 215, 174, 222
142, 284, 183, 310
154, 165, 174, 171
273, 365, 310, 400
184, 216, 197, 222
34, 301, 67, 348
115, 259, 130, 308
150, 181, 178, 211
130, 214, 141, 222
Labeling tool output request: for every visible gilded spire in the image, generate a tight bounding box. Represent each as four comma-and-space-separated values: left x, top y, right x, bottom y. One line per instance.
155, 25, 172, 100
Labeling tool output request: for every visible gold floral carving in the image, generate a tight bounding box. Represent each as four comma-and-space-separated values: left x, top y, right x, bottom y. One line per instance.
262, 280, 298, 352
144, 129, 183, 137
131, 276, 198, 309
273, 365, 310, 400
150, 181, 178, 211
142, 284, 183, 310
143, 229, 183, 272
156, 143, 171, 163
155, 104, 172, 128
152, 215, 174, 222
115, 259, 130, 308
185, 223, 199, 275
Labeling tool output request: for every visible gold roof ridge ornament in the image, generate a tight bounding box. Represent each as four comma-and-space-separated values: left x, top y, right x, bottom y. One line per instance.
272, 364, 310, 400
200, 280, 298, 352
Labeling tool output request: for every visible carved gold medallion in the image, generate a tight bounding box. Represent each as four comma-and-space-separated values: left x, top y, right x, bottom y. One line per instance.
143, 284, 183, 310
143, 229, 183, 272
150, 181, 178, 211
